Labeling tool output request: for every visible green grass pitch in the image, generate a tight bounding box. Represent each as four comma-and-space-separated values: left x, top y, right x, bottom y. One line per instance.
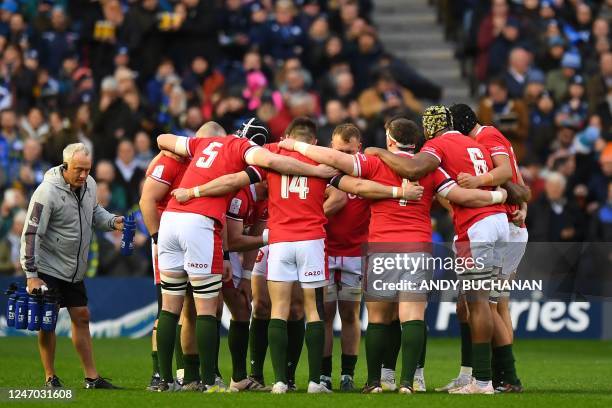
1, 337, 611, 407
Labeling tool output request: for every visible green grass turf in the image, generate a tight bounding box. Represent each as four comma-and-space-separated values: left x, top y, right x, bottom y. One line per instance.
0, 337, 611, 407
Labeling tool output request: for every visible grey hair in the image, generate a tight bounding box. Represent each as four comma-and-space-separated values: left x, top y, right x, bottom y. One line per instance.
63, 143, 91, 164
545, 171, 566, 188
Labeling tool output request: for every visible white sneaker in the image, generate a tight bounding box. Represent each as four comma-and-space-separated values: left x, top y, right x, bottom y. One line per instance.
380, 368, 397, 391
229, 377, 260, 392
448, 379, 494, 395
307, 381, 333, 393
435, 375, 472, 392
271, 381, 288, 394
413, 375, 426, 392
175, 369, 184, 386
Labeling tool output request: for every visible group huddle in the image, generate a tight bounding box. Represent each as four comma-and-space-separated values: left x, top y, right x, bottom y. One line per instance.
140, 103, 529, 395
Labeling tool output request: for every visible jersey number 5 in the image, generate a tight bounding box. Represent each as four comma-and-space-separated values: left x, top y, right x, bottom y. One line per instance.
195, 142, 223, 168
281, 175, 309, 199
467, 147, 489, 175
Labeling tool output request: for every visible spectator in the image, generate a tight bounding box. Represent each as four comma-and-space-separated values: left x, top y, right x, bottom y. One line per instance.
95, 160, 127, 213
134, 131, 154, 170
529, 90, 556, 162
504, 47, 533, 99
478, 77, 529, 161
19, 107, 49, 141
4, 44, 37, 114
588, 181, 612, 242
0, 188, 26, 240
536, 35, 566, 73
0, 109, 24, 186
546, 50, 581, 103
114, 139, 145, 208
178, 105, 204, 137
0, 209, 25, 276
182, 55, 225, 119
317, 99, 349, 146
174, 0, 219, 69
17, 138, 50, 198
123, 0, 165, 81
39, 7, 77, 77
527, 171, 586, 241
41, 111, 77, 166
586, 52, 612, 115
348, 31, 383, 91
219, 0, 251, 61
72, 103, 94, 156
259, 0, 308, 63
555, 74, 589, 130
357, 71, 422, 120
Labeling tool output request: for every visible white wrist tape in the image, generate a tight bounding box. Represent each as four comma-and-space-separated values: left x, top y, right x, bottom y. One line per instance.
490, 190, 504, 204
175, 136, 188, 156
392, 187, 400, 198
192, 187, 200, 198
262, 229, 269, 245
294, 141, 310, 155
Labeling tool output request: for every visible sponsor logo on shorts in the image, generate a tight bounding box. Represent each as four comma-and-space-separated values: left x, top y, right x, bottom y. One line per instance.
255, 250, 264, 262
304, 270, 323, 277
188, 262, 208, 269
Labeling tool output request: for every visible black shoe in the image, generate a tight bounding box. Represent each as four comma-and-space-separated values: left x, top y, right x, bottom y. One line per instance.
45, 375, 63, 389
362, 382, 383, 393
287, 380, 298, 391
84, 377, 120, 389
495, 381, 523, 393
146, 373, 161, 391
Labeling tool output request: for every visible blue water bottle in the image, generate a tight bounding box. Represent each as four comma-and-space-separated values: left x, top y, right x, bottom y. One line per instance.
5, 283, 18, 327
27, 289, 43, 331
15, 286, 28, 330
41, 289, 59, 332
120, 213, 135, 256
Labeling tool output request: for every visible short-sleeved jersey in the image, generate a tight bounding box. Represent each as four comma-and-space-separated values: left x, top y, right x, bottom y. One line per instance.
353, 151, 455, 243
226, 185, 268, 229
326, 192, 370, 257
475, 125, 525, 228
165, 135, 260, 224
421, 131, 505, 235
254, 143, 328, 244
146, 154, 189, 216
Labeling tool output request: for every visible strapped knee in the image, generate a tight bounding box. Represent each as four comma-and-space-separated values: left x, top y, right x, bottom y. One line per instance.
191, 275, 222, 299
160, 274, 188, 296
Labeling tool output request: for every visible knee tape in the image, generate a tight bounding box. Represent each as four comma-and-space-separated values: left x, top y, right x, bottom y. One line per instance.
160, 274, 189, 296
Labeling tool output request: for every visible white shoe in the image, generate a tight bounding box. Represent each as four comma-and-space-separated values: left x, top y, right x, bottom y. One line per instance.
448, 379, 494, 395
229, 377, 270, 392
307, 381, 333, 393
175, 369, 184, 386
413, 375, 426, 392
271, 382, 288, 394
435, 375, 472, 392
380, 368, 397, 391
398, 385, 413, 394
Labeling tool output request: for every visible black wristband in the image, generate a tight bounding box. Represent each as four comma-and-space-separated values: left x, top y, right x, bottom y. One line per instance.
245, 166, 263, 184
151, 232, 158, 244
223, 251, 230, 260
330, 174, 345, 189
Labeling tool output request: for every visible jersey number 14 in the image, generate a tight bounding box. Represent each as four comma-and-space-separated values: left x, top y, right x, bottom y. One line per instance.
281, 175, 309, 199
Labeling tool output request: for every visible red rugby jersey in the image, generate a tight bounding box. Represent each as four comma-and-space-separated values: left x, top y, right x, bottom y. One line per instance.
146, 154, 188, 216
164, 135, 260, 225
326, 192, 370, 257
421, 131, 505, 235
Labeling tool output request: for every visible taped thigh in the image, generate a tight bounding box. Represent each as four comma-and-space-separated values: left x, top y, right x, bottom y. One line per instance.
160, 273, 189, 296
191, 275, 223, 299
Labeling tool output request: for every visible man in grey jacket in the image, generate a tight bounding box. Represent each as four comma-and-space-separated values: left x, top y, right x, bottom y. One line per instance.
21, 143, 124, 390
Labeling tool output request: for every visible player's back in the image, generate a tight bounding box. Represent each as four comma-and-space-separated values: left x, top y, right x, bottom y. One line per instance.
227, 185, 268, 229
326, 193, 370, 257
475, 125, 523, 224
354, 152, 450, 243
264, 143, 328, 244
421, 130, 505, 234
146, 154, 188, 216
165, 135, 259, 224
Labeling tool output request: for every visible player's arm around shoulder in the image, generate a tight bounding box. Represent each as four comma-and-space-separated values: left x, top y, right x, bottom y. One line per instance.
248, 143, 337, 178
324, 186, 348, 216
363, 148, 438, 179
331, 174, 424, 201
443, 184, 507, 208
157, 134, 190, 157
172, 170, 254, 203
279, 139, 357, 176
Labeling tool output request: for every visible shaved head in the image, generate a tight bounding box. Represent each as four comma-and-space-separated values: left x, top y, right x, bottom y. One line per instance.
196, 121, 227, 138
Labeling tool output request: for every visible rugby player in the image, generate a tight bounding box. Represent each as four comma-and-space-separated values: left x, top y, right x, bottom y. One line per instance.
279, 117, 507, 394
449, 104, 528, 393
359, 106, 510, 394
154, 121, 337, 392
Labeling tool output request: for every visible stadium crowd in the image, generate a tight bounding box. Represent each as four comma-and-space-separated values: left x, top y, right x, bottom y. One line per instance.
440, 0, 612, 242
0, 0, 611, 278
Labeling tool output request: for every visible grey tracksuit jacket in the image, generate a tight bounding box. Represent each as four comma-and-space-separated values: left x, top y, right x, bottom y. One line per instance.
20, 166, 118, 282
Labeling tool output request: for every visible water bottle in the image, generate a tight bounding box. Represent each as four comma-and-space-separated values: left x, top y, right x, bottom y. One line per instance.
5, 283, 18, 327
27, 289, 43, 331
15, 286, 28, 330
41, 289, 59, 332
120, 213, 135, 256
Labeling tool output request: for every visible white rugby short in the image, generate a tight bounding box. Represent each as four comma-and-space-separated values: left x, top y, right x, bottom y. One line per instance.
252, 246, 268, 278
326, 256, 362, 302
158, 212, 223, 276
501, 223, 528, 278
453, 213, 509, 281
267, 239, 328, 288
